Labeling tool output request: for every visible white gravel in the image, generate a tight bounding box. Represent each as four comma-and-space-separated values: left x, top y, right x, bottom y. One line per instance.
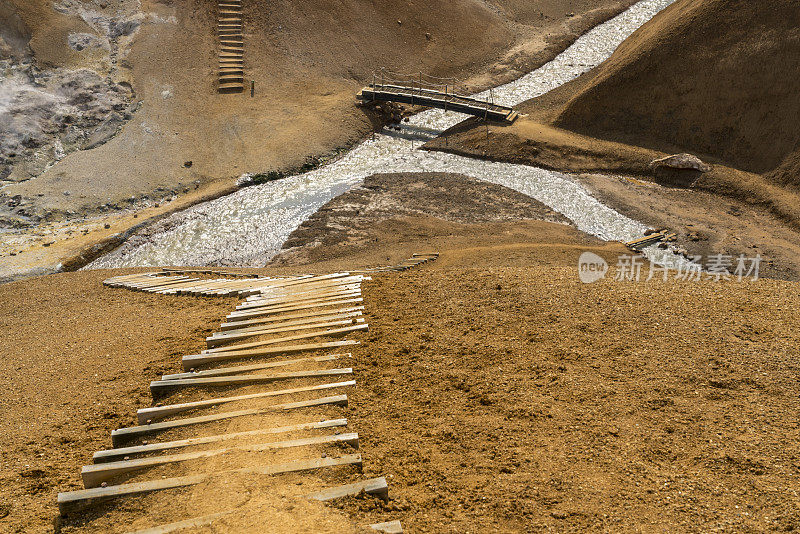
87, 0, 677, 269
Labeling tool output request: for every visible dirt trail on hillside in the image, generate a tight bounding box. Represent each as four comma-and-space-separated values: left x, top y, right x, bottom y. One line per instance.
3, 172, 800, 531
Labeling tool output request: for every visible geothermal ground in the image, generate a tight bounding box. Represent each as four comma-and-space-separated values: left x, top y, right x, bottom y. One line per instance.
1, 0, 799, 532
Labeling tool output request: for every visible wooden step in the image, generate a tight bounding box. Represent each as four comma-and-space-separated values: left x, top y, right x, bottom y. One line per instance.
58, 454, 362, 514
306, 477, 389, 501
182, 340, 359, 371
149, 368, 353, 395
81, 433, 360, 488
94, 419, 348, 463
218, 84, 244, 94
111, 394, 348, 446
140, 379, 354, 423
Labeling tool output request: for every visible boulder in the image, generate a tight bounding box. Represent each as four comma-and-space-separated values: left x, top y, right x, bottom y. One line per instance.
649, 153, 712, 172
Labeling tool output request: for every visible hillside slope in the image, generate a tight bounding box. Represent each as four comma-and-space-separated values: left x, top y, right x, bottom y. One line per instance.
553, 0, 800, 175
0, 0, 637, 223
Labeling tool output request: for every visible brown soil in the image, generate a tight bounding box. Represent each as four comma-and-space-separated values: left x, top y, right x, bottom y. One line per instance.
4, 173, 799, 532
0, 269, 232, 532
426, 0, 800, 270
272, 172, 570, 266
553, 0, 800, 176
424, 123, 800, 281
0, 0, 638, 281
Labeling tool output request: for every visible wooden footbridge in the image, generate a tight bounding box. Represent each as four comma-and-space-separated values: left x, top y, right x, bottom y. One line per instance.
357, 71, 517, 123
55, 253, 437, 533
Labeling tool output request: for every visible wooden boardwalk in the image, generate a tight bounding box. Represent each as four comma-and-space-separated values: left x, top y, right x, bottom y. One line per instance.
358, 84, 517, 123
217, 0, 244, 93
54, 254, 438, 531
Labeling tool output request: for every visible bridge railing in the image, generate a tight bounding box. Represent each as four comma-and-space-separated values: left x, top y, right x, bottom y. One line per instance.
370, 68, 494, 106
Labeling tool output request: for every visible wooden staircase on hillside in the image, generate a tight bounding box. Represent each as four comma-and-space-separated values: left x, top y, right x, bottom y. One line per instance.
217, 0, 244, 93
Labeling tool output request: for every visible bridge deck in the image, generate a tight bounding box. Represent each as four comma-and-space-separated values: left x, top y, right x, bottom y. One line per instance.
358, 84, 518, 123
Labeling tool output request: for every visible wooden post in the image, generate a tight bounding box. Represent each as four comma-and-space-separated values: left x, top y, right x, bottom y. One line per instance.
251, 80, 255, 97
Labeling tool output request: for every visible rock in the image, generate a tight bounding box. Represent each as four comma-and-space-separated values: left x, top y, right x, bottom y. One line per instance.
67, 33, 108, 52
83, 113, 124, 150
650, 153, 712, 173
109, 18, 142, 39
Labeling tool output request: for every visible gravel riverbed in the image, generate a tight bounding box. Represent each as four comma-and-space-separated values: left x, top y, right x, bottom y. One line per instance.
88, 0, 676, 269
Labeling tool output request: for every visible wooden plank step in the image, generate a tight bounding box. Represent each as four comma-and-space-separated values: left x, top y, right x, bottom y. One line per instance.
150, 368, 353, 395
82, 433, 359, 488
306, 477, 389, 502
218, 306, 365, 331
206, 317, 364, 348
225, 298, 365, 322
230, 291, 363, 316
219, 76, 244, 84
162, 355, 341, 380
212, 310, 363, 339
238, 282, 364, 307
241, 275, 365, 301
202, 324, 367, 355
218, 84, 244, 93
236, 285, 362, 311
94, 419, 348, 463
140, 379, 354, 423
243, 275, 366, 300
58, 454, 362, 514
112, 394, 348, 446
182, 339, 359, 371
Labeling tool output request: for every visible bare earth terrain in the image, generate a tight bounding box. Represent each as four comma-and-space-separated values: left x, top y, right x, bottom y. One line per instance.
0, 0, 639, 280
2, 173, 799, 532
426, 0, 800, 282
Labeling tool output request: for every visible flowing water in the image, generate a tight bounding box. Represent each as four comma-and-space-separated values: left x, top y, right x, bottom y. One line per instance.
88, 0, 677, 269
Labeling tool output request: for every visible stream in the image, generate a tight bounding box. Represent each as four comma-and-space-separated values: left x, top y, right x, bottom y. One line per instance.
87, 0, 677, 269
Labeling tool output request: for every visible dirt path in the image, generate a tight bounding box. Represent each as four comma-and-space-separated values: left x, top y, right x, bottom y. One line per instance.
3, 172, 800, 531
